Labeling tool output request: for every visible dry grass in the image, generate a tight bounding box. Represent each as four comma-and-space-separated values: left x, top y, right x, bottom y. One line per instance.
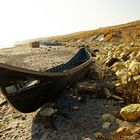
15, 20, 140, 47
50, 20, 140, 43
116, 76, 140, 103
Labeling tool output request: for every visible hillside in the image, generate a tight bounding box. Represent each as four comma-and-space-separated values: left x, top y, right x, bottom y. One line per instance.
48, 20, 140, 43
15, 20, 140, 48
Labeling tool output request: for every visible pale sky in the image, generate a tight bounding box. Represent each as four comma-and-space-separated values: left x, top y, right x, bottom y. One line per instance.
0, 0, 140, 48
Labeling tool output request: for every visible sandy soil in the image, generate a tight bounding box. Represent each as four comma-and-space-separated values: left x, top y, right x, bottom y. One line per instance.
0, 91, 121, 140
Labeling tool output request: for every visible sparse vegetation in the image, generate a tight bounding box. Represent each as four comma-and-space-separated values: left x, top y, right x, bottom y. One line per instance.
15, 20, 140, 47
116, 76, 140, 103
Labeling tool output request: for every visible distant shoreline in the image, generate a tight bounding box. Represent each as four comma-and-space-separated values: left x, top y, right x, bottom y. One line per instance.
0, 44, 15, 49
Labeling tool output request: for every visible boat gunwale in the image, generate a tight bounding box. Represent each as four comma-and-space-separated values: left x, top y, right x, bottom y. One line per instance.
0, 49, 92, 77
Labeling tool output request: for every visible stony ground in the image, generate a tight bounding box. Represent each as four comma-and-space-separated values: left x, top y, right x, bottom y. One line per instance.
0, 46, 78, 71
0, 42, 140, 140
0, 87, 123, 140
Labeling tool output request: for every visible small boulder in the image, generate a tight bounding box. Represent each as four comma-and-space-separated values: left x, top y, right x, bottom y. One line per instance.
120, 104, 140, 121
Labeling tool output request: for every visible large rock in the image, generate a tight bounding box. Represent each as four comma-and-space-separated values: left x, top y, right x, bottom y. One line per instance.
120, 104, 140, 121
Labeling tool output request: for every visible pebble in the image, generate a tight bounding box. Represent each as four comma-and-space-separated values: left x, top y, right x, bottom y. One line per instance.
73, 106, 79, 111
101, 113, 116, 122
21, 116, 26, 120
93, 132, 104, 139
12, 113, 22, 119
112, 95, 124, 101
82, 137, 92, 140
0, 96, 7, 107
115, 119, 124, 125
0, 123, 5, 129
102, 122, 111, 129
104, 88, 112, 98
39, 107, 58, 117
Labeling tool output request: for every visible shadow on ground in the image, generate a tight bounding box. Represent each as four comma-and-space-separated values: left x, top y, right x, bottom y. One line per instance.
31, 89, 120, 140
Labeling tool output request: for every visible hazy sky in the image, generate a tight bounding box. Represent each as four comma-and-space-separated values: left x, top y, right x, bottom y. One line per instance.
0, 0, 140, 48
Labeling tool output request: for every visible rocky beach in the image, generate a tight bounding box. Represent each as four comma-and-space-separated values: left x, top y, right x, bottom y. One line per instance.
0, 20, 140, 140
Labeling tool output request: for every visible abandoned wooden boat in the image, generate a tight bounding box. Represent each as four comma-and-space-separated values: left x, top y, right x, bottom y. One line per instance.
0, 48, 92, 113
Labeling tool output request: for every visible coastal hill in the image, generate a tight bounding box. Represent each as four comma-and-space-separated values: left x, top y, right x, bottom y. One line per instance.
48, 20, 140, 43
15, 20, 140, 46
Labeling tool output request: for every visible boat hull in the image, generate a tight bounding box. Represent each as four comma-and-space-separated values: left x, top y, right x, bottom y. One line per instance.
0, 48, 92, 113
